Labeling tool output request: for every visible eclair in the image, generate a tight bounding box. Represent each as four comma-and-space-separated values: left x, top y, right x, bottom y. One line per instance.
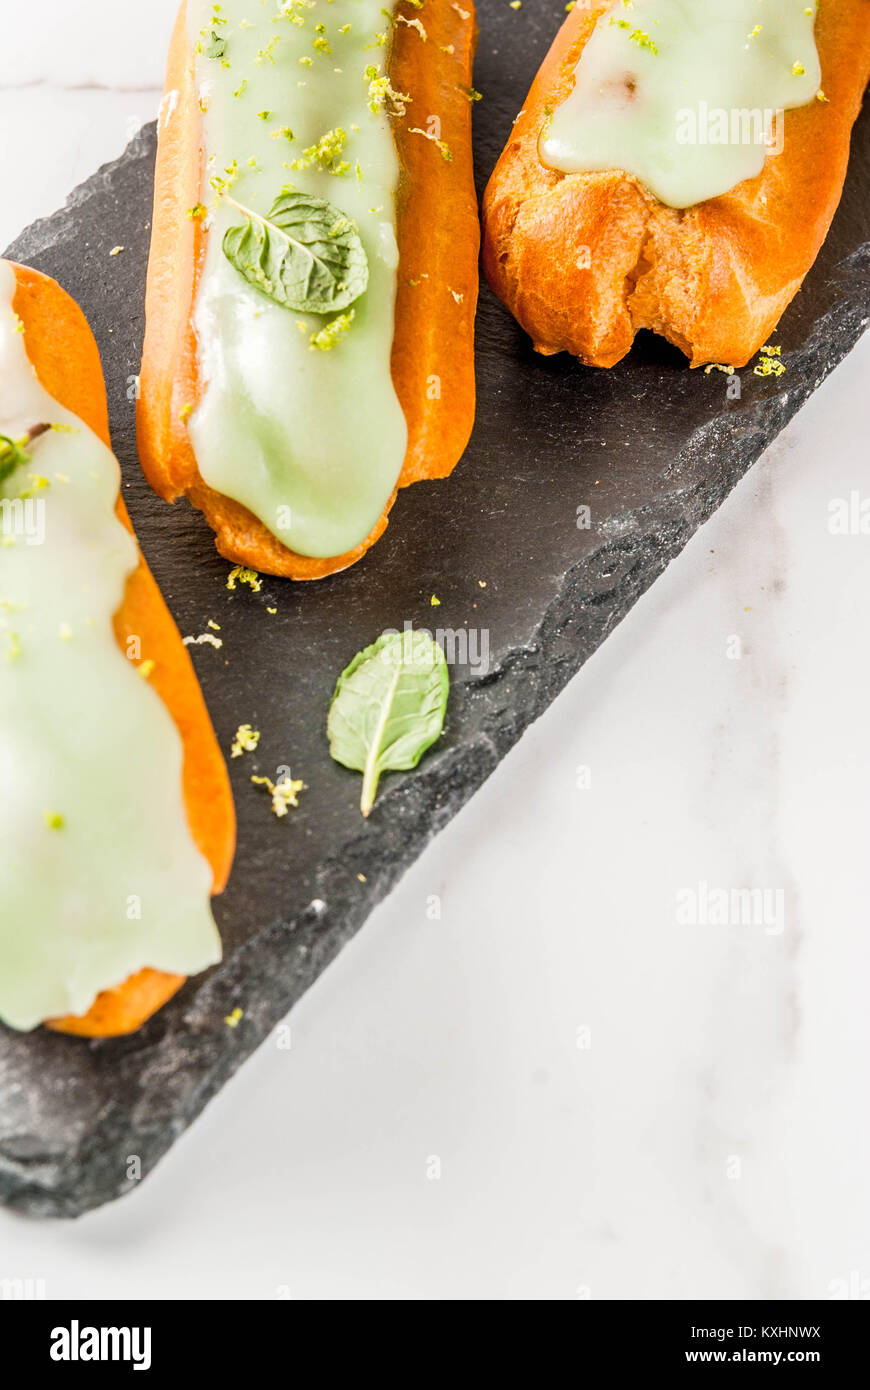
483, 0, 870, 368
0, 261, 235, 1037
138, 0, 479, 579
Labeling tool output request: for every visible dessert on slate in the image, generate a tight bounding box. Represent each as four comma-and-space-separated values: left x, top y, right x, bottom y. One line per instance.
0, 261, 235, 1037
483, 0, 870, 368
139, 0, 480, 579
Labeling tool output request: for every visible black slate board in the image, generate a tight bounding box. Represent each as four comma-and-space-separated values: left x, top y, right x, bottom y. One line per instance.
2, 0, 868, 1218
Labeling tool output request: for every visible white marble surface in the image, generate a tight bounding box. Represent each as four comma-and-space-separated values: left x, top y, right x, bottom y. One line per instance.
1, 0, 869, 1300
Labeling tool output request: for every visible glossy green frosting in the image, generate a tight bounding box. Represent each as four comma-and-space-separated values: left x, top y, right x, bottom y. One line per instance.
539, 0, 821, 209
185, 0, 407, 558
0, 260, 220, 1031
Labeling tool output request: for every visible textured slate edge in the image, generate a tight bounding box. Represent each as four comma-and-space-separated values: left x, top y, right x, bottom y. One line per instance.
1, 128, 867, 1217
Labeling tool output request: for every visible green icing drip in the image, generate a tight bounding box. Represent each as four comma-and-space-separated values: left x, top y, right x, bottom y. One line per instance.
540, 0, 821, 209
0, 260, 220, 1031
186, 0, 407, 558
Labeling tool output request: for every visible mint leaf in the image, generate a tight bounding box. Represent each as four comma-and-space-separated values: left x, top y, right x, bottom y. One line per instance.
0, 424, 49, 486
222, 191, 369, 315
327, 631, 449, 817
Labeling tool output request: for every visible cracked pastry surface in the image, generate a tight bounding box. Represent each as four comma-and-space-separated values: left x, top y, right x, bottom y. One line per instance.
483, 1, 870, 368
